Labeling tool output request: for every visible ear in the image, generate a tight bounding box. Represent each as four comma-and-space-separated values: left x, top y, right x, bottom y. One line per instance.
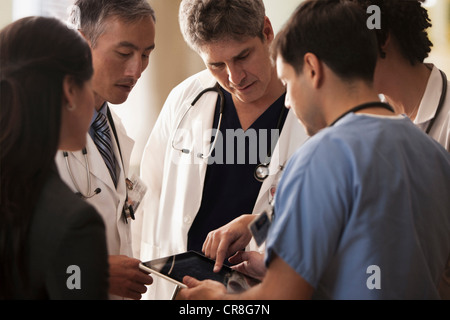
379, 32, 391, 59
303, 53, 322, 89
78, 30, 94, 50
262, 16, 275, 44
78, 29, 89, 43
62, 75, 77, 111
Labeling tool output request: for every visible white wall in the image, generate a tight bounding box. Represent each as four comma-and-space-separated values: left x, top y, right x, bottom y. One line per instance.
425, 0, 450, 74
264, 0, 303, 34
0, 0, 12, 29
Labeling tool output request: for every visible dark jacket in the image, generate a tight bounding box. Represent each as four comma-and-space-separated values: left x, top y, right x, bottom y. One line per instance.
13, 167, 109, 299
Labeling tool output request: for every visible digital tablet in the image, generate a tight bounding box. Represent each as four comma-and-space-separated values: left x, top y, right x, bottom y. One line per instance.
139, 251, 260, 293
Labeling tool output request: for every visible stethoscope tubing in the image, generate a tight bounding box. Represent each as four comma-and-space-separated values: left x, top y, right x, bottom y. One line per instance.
63, 148, 99, 199
171, 82, 225, 158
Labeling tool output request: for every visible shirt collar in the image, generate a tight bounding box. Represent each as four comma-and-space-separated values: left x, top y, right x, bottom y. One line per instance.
90, 102, 109, 127
415, 64, 443, 125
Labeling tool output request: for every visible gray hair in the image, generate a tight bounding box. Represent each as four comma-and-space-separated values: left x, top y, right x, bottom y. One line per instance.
71, 0, 156, 48
179, 0, 266, 52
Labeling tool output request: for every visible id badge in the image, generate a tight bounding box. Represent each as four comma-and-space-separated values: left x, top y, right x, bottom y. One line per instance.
125, 174, 147, 218
248, 210, 272, 247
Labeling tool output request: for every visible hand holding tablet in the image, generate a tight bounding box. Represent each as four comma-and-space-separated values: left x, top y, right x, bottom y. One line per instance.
139, 251, 260, 293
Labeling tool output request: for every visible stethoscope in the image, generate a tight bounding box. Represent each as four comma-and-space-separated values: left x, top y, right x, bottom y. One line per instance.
329, 101, 395, 127
63, 109, 118, 199
171, 83, 224, 159
63, 148, 101, 199
62, 108, 136, 221
171, 83, 287, 182
254, 106, 287, 182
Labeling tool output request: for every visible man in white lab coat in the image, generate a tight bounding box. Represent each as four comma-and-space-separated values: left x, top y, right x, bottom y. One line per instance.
134, 0, 308, 300
55, 0, 155, 300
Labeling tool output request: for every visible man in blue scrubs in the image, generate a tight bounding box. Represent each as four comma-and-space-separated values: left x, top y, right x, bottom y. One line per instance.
178, 0, 450, 300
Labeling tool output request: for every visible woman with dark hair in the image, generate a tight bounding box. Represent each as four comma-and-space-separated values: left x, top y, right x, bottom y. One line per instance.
0, 16, 109, 299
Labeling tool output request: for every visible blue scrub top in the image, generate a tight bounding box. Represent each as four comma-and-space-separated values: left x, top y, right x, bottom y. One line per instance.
187, 88, 287, 254
266, 113, 450, 299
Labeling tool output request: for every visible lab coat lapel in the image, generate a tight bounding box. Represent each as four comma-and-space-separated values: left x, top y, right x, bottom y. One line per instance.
109, 110, 134, 179
253, 111, 307, 215
194, 72, 218, 171
110, 113, 134, 223
417, 65, 444, 124
80, 109, 135, 193
178, 73, 218, 228
85, 134, 117, 191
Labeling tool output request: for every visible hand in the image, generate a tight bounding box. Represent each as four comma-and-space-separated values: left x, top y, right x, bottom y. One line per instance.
108, 255, 153, 300
177, 276, 227, 300
229, 251, 266, 281
202, 214, 256, 272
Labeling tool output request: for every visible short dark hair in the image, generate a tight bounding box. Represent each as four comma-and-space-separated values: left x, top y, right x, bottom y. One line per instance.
351, 0, 433, 65
274, 0, 378, 82
179, 0, 266, 52
72, 0, 156, 47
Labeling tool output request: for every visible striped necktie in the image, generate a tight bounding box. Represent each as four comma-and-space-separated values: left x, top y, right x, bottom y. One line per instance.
92, 112, 118, 187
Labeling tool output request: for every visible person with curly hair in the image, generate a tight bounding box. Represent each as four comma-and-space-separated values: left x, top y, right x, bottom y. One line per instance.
353, 0, 449, 151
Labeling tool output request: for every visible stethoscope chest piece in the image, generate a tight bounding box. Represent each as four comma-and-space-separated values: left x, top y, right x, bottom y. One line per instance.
254, 163, 270, 182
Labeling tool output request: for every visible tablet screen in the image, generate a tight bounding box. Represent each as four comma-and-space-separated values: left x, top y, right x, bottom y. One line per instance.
141, 251, 260, 293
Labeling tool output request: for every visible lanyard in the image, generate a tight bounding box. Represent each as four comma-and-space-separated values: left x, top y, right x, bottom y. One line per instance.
329, 102, 395, 127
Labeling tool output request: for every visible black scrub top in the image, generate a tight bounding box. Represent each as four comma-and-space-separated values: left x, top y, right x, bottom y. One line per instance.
187, 87, 287, 254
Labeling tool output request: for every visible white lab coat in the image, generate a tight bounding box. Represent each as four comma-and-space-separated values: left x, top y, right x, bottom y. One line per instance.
56, 108, 135, 259
133, 70, 309, 299
415, 65, 450, 151
418, 65, 450, 299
